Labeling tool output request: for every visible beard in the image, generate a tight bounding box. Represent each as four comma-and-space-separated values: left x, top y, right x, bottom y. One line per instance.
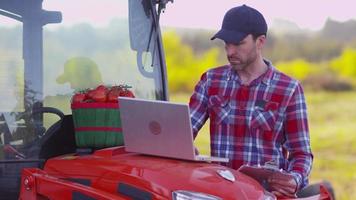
228, 46, 258, 71
228, 57, 248, 71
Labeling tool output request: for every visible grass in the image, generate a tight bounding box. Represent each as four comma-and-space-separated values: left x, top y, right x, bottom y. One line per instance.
170, 91, 356, 200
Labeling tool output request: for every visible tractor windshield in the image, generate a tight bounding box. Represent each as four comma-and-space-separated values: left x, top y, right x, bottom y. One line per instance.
0, 0, 168, 161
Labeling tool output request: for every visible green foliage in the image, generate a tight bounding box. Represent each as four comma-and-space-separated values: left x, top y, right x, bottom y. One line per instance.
165, 29, 356, 92
57, 57, 103, 90
163, 30, 222, 93
174, 19, 356, 63
264, 33, 345, 63
275, 59, 320, 81
331, 48, 356, 80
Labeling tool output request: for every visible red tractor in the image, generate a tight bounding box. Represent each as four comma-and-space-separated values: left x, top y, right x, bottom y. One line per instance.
0, 0, 333, 199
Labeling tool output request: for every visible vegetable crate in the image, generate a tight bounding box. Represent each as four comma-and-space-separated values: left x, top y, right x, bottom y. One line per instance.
71, 102, 123, 148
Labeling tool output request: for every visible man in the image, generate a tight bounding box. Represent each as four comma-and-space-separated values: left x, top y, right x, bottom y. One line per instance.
189, 5, 313, 197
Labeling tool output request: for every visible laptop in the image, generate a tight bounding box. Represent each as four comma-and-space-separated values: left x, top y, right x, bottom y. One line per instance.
118, 97, 229, 163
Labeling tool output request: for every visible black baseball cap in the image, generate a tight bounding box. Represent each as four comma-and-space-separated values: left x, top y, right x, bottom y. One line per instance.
211, 4, 267, 43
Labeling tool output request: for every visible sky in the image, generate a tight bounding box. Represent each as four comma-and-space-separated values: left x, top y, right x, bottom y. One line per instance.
1, 0, 356, 31
159, 0, 356, 31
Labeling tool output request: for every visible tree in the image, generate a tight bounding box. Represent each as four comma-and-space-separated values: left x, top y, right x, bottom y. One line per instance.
331, 48, 356, 81
275, 59, 319, 81
163, 30, 222, 93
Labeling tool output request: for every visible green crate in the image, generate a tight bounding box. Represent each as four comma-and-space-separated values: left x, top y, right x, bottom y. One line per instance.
71, 102, 123, 148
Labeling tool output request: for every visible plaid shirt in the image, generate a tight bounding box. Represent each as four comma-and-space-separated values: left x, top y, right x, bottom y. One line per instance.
189, 60, 313, 189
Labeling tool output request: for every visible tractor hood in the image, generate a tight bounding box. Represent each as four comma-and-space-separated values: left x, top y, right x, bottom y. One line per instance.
44, 147, 268, 200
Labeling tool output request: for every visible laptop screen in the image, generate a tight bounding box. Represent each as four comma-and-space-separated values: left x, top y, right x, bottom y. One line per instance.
118, 97, 197, 160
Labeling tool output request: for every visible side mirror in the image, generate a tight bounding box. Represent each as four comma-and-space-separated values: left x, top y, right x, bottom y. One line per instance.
129, 0, 159, 78
128, 0, 156, 52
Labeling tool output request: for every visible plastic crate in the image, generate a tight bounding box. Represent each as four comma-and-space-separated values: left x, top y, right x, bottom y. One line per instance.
71, 102, 123, 148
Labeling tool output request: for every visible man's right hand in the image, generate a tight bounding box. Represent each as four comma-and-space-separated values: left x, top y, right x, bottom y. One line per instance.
268, 172, 298, 198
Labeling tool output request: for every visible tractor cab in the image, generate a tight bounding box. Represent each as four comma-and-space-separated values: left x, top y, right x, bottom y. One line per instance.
0, 1, 334, 200
0, 0, 168, 199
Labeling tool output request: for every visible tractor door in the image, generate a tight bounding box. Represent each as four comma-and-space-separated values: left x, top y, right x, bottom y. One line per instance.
0, 0, 170, 199
0, 0, 61, 199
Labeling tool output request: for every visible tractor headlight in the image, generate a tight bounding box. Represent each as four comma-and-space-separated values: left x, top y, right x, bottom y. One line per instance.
172, 190, 222, 200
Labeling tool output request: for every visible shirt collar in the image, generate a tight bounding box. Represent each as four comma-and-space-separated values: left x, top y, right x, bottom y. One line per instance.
227, 59, 275, 86
261, 59, 275, 86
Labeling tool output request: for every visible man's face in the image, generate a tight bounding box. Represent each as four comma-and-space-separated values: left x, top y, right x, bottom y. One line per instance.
224, 34, 262, 71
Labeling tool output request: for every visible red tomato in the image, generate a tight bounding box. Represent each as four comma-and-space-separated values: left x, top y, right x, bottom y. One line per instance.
120, 89, 135, 98
72, 93, 86, 103
95, 85, 108, 92
85, 86, 107, 102
111, 85, 124, 92
107, 90, 120, 102
86, 89, 95, 100
91, 89, 107, 102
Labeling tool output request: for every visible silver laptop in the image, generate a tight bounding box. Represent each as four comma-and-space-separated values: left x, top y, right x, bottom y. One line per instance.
118, 97, 229, 163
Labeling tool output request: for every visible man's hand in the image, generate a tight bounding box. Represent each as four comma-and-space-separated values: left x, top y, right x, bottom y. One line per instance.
268, 172, 298, 198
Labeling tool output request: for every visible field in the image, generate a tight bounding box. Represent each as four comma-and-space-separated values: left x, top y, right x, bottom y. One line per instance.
171, 91, 356, 200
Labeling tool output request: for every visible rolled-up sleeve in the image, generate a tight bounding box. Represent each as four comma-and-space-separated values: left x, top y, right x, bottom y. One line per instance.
189, 72, 209, 138
284, 83, 313, 189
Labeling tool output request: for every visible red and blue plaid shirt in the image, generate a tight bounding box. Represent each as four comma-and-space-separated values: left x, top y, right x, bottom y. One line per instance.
189, 60, 313, 189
